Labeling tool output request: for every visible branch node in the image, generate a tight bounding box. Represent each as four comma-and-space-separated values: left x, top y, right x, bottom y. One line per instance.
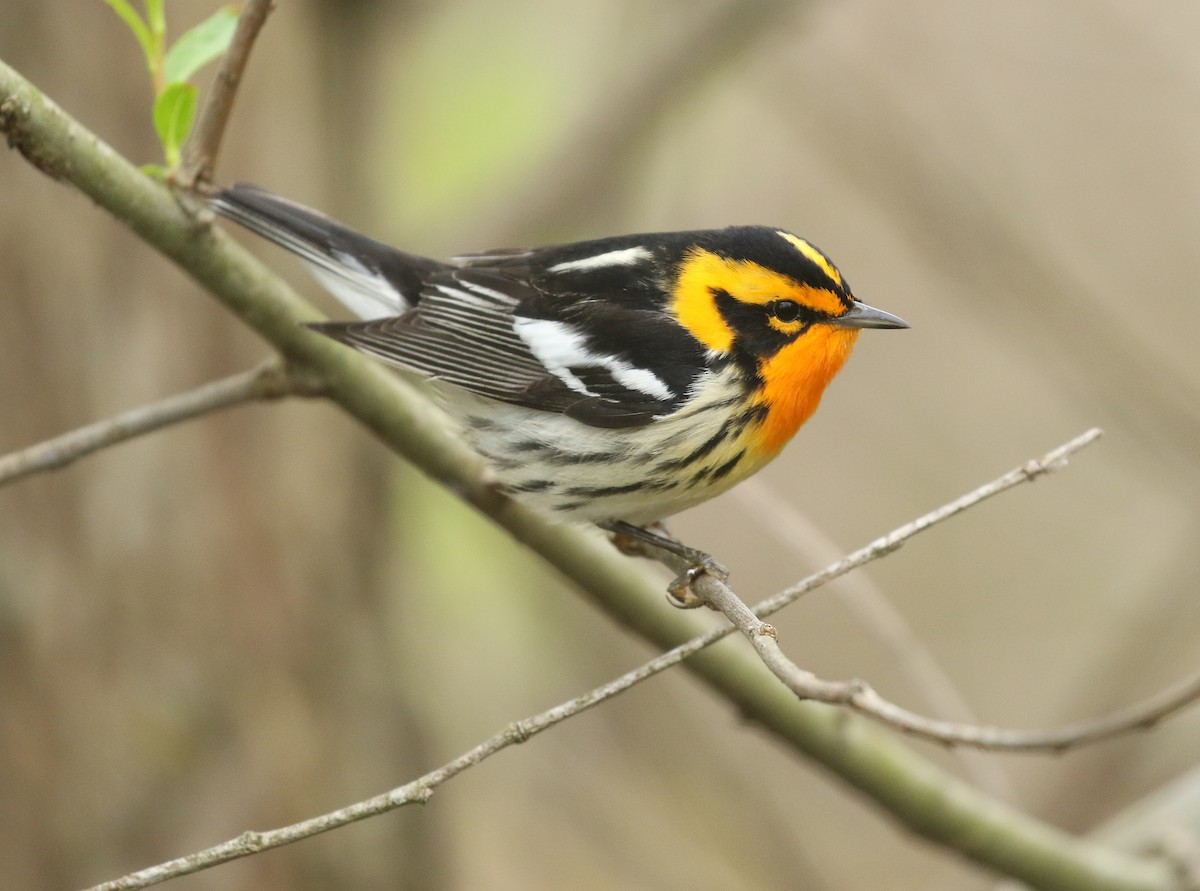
236, 830, 266, 853
1, 94, 64, 178
872, 540, 904, 558
271, 361, 327, 399
400, 784, 434, 806
506, 720, 534, 744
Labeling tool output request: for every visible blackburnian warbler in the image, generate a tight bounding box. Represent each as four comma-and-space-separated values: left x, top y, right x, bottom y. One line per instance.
211, 184, 907, 588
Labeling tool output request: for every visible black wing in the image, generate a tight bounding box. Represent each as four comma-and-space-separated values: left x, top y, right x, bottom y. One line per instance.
312, 266, 704, 428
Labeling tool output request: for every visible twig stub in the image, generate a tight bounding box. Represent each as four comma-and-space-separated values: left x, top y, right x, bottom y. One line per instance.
177, 0, 275, 189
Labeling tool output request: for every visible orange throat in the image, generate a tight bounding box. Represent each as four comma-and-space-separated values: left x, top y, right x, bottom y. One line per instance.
752, 326, 861, 456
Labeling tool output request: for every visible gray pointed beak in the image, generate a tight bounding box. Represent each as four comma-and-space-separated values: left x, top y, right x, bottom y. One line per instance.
829, 301, 910, 330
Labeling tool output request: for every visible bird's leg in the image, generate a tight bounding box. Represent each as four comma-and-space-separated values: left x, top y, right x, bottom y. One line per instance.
601, 520, 729, 608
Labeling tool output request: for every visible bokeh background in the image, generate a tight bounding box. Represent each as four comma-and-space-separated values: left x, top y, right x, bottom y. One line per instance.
3, 1, 1200, 888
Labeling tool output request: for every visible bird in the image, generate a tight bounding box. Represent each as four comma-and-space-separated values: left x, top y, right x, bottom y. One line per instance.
210, 183, 908, 598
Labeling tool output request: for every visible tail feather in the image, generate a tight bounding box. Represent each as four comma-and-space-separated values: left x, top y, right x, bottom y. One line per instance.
210, 183, 447, 319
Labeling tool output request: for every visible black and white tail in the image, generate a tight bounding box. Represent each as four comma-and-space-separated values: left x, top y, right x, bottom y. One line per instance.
210, 183, 449, 320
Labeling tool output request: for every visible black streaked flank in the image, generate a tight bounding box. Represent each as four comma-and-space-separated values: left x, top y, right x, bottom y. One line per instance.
538, 449, 623, 467
653, 427, 731, 472
563, 478, 677, 498
563, 482, 645, 498
504, 479, 556, 494
736, 403, 770, 428
685, 448, 746, 488
689, 391, 749, 415
709, 450, 746, 482
508, 438, 550, 453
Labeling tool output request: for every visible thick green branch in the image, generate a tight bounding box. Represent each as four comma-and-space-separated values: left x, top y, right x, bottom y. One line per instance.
0, 58, 1179, 891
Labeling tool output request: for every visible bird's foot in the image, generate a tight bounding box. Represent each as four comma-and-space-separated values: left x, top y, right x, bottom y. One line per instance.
602, 521, 728, 608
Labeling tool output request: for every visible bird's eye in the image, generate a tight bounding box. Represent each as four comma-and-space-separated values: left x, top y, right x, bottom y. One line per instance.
770, 299, 802, 323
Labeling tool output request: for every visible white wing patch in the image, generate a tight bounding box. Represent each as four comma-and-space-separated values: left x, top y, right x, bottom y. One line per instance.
513, 318, 673, 401
612, 365, 673, 401
513, 319, 594, 396
547, 246, 652, 275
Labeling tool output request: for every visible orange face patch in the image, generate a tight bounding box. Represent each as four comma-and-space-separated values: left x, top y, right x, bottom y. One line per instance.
751, 325, 861, 455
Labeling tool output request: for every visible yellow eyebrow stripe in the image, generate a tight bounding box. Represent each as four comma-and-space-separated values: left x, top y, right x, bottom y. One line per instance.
778, 232, 844, 289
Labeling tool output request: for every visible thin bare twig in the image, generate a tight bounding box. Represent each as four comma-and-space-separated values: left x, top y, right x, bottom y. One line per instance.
177, 0, 274, 190
701, 567, 1200, 751
738, 477, 988, 722
84, 427, 1123, 891
754, 428, 1102, 617
0, 360, 317, 488
675, 430, 1200, 750
83, 649, 684, 891
737, 477, 1015, 798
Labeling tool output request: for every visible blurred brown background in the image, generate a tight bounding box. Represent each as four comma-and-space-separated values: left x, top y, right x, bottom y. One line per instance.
3, 1, 1199, 889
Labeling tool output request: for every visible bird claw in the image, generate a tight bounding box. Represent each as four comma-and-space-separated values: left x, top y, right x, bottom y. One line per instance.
666, 555, 729, 608
601, 520, 729, 605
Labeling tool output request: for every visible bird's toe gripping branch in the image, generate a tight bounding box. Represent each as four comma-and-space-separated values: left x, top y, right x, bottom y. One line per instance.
601, 520, 729, 607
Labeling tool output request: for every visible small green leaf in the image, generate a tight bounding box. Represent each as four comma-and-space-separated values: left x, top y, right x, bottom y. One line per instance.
153, 82, 198, 168
140, 163, 169, 181
103, 0, 155, 64
164, 7, 240, 85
